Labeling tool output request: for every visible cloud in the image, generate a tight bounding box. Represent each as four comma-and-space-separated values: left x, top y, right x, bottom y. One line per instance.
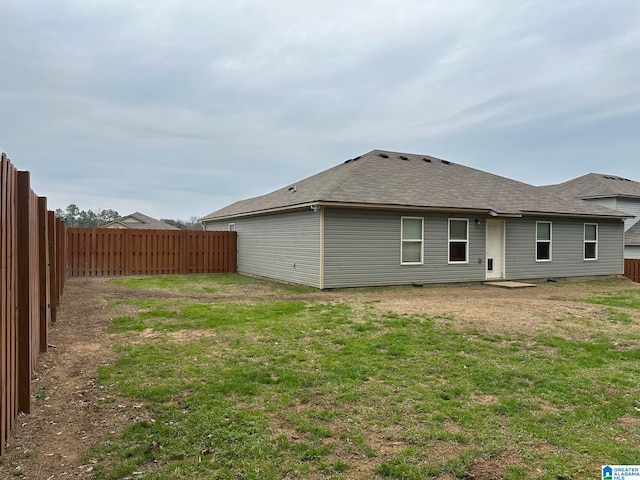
1, 0, 639, 218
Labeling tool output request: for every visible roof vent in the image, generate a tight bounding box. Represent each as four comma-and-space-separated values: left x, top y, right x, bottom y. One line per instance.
288, 184, 297, 192
352, 156, 361, 161
423, 158, 431, 163
344, 159, 352, 164
379, 153, 389, 158
399, 155, 408, 160
441, 159, 450, 165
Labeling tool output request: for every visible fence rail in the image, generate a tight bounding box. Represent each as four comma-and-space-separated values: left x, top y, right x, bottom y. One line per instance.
1, 153, 66, 455
624, 258, 640, 283
66, 228, 237, 277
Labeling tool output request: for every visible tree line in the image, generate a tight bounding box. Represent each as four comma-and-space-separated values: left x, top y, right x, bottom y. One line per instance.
55, 204, 203, 230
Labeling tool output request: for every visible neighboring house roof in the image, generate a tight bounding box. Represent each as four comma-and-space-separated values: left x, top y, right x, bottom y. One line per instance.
201, 150, 630, 222
541, 173, 640, 200
626, 220, 640, 246
101, 212, 180, 230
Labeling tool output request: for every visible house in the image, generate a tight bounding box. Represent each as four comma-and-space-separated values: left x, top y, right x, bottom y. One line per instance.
101, 212, 180, 230
542, 173, 640, 258
200, 150, 629, 289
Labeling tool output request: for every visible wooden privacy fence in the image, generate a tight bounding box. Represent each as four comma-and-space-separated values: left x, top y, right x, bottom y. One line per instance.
1, 153, 66, 456
624, 258, 640, 283
67, 228, 237, 277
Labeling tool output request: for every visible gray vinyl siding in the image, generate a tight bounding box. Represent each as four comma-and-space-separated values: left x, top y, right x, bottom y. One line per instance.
504, 217, 624, 279
626, 245, 640, 259
323, 208, 486, 288
586, 197, 640, 231
203, 210, 321, 288
615, 198, 640, 231
585, 197, 617, 210
203, 207, 624, 289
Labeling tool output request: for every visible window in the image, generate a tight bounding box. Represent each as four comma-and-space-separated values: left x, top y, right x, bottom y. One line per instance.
401, 217, 423, 264
584, 223, 598, 260
448, 219, 468, 263
536, 222, 551, 261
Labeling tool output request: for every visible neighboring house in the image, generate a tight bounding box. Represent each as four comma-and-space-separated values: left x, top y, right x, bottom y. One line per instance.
625, 222, 640, 258
101, 212, 180, 230
542, 173, 640, 259
200, 150, 629, 289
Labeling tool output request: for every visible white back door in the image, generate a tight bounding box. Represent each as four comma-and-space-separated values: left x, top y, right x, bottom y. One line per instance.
486, 219, 505, 280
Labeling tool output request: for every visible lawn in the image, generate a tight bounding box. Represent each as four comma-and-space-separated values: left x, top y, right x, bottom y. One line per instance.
88, 275, 640, 479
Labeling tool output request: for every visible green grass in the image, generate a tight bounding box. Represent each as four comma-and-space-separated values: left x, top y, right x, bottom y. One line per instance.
88, 275, 640, 479
587, 288, 640, 310
108, 273, 315, 295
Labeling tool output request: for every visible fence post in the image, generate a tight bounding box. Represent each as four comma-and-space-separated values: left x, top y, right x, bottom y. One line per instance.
38, 198, 50, 353
0, 153, 18, 455
181, 230, 188, 274
16, 171, 32, 414
231, 231, 237, 273
47, 211, 58, 322
57, 218, 66, 293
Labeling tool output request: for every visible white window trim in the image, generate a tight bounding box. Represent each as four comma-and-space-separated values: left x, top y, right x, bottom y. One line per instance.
536, 221, 552, 262
584, 223, 598, 261
228, 223, 236, 231
448, 218, 469, 264
401, 216, 424, 265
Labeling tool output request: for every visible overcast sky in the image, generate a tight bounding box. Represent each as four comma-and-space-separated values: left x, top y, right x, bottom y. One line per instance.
1, 0, 639, 220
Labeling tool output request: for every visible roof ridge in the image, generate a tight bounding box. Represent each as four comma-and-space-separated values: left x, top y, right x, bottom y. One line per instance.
318, 150, 375, 199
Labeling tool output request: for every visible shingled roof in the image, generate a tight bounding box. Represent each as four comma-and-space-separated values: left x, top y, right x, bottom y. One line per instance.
102, 212, 180, 230
201, 150, 629, 221
626, 221, 640, 246
542, 173, 640, 199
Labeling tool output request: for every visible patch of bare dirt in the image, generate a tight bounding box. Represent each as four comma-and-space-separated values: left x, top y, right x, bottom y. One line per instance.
0, 276, 639, 479
466, 452, 525, 479
342, 279, 640, 338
